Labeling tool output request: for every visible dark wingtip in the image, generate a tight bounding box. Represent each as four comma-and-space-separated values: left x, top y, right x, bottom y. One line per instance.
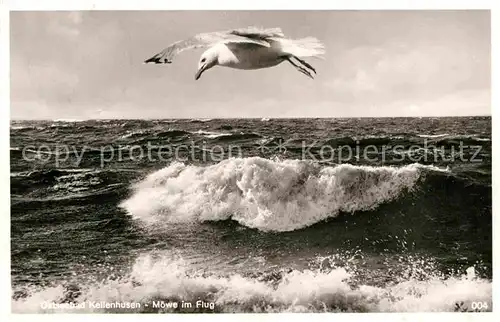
144, 56, 172, 64
144, 57, 160, 64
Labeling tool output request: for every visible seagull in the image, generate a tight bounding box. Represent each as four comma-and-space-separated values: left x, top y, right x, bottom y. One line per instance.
144, 27, 325, 80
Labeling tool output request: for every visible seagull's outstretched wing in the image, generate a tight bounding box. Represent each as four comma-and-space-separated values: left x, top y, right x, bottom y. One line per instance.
144, 27, 285, 64
229, 27, 284, 39
270, 36, 326, 58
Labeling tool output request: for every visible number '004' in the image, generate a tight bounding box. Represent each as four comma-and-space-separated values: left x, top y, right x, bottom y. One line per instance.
471, 302, 488, 310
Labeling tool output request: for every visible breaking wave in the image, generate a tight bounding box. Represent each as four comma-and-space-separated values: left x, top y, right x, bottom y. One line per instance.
12, 253, 492, 313
121, 157, 444, 232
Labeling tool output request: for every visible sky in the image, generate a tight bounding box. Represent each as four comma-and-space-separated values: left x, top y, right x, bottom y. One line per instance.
10, 10, 491, 119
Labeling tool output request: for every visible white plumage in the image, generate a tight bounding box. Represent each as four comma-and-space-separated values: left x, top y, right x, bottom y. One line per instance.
144, 27, 325, 80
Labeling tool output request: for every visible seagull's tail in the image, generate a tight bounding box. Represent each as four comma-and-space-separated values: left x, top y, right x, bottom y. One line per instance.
278, 37, 326, 58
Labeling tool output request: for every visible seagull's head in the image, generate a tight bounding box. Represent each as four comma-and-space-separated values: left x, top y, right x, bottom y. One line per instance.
195, 49, 219, 80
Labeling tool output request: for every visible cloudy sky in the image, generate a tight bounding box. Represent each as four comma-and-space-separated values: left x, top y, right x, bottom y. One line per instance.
10, 10, 490, 119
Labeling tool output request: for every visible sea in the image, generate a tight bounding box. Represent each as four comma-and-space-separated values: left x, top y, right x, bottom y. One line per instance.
10, 117, 492, 313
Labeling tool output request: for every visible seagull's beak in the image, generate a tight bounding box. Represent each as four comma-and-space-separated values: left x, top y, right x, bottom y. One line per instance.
195, 64, 207, 80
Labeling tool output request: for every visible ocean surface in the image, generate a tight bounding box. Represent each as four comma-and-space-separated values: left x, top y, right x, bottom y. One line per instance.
10, 117, 492, 313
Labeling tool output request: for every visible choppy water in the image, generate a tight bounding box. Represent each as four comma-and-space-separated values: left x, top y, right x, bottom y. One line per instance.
10, 117, 492, 313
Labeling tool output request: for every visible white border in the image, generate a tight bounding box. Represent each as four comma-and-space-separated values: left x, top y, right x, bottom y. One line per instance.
491, 1, 498, 318
2, 1, 497, 322
0, 0, 11, 320
5, 0, 497, 10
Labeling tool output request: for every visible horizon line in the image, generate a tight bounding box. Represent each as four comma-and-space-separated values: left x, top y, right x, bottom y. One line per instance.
10, 114, 493, 122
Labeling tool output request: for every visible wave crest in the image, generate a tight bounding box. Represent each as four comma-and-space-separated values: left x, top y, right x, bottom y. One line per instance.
121, 157, 435, 231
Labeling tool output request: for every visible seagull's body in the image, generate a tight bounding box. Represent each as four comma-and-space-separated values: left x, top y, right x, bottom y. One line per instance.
144, 27, 325, 79
214, 42, 284, 70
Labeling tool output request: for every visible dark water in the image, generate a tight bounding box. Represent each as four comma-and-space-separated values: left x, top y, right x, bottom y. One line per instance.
10, 117, 492, 313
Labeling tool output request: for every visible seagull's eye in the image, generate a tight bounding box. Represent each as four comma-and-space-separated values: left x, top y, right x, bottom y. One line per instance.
201, 58, 206, 63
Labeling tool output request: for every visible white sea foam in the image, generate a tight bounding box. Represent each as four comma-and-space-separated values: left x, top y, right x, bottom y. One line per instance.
12, 253, 491, 313
119, 130, 150, 139
191, 130, 232, 139
416, 133, 491, 142
120, 157, 442, 232
10, 125, 33, 130
417, 133, 450, 138
52, 172, 103, 193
